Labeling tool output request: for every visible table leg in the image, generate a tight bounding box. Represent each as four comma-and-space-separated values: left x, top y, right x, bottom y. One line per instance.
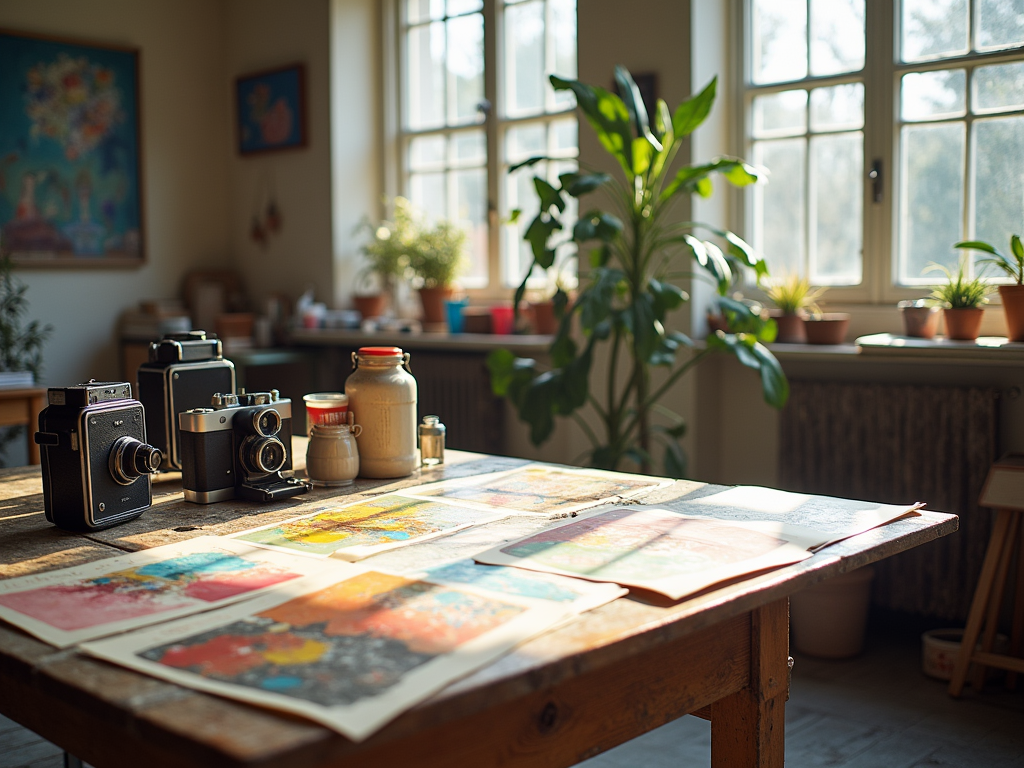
971, 511, 1020, 691
710, 599, 789, 768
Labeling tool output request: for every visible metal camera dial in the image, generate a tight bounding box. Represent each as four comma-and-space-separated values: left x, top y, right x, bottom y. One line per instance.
109, 436, 162, 486
251, 407, 282, 437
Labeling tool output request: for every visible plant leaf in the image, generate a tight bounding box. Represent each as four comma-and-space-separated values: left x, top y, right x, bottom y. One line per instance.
672, 77, 716, 137
525, 214, 560, 268
534, 177, 566, 213
551, 74, 634, 177
707, 333, 789, 408
509, 155, 548, 173
558, 171, 611, 197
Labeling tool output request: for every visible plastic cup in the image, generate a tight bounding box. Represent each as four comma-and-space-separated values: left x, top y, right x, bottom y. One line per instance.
446, 299, 468, 333
490, 305, 514, 335
303, 392, 349, 434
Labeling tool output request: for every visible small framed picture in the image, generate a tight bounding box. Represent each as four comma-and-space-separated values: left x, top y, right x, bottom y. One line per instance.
235, 63, 307, 156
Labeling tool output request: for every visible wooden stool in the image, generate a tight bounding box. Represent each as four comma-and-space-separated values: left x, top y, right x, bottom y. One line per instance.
0, 387, 46, 465
948, 455, 1024, 696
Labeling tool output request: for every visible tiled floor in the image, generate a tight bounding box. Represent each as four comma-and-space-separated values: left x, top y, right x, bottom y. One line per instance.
1, 616, 1021, 768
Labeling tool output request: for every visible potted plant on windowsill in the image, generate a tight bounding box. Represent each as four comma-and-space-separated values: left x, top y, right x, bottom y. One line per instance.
928, 258, 990, 341
355, 197, 417, 319
955, 234, 1024, 341
764, 274, 825, 343
410, 218, 467, 326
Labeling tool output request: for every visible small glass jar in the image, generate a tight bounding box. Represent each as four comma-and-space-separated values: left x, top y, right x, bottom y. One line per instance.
419, 415, 445, 466
306, 423, 361, 486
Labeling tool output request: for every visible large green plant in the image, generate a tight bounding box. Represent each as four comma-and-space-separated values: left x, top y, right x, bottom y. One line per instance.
487, 68, 787, 477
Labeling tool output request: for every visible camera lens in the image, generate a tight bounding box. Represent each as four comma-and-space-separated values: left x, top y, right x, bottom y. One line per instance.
109, 436, 163, 485
251, 407, 282, 437
240, 435, 287, 474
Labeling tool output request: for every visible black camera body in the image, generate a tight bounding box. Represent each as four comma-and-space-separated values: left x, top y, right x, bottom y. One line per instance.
137, 331, 236, 471
34, 381, 162, 531
179, 390, 308, 504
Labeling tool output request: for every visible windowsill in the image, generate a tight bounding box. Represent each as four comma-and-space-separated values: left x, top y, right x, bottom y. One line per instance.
289, 327, 554, 354
759, 333, 1024, 367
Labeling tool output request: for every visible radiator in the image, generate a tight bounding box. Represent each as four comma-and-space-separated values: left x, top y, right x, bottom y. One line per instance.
778, 380, 999, 620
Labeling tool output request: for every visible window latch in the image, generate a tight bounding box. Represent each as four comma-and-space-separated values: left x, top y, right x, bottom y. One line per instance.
869, 160, 883, 203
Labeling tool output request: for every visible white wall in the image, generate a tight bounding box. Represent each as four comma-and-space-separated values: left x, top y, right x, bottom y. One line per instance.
0, 0, 232, 387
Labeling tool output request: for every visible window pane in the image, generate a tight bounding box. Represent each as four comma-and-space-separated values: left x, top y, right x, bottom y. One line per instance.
506, 123, 546, 162
974, 61, 1024, 112
551, 117, 577, 154
406, 23, 445, 129
448, 14, 484, 123
899, 123, 965, 281
901, 70, 966, 121
810, 0, 865, 76
973, 116, 1024, 267
447, 0, 482, 15
504, 163, 542, 285
754, 138, 806, 276
453, 168, 488, 283
506, 0, 545, 115
810, 83, 864, 131
550, 0, 577, 108
753, 90, 807, 137
901, 0, 968, 62
977, 0, 1024, 50
407, 0, 444, 23
450, 130, 486, 165
811, 133, 863, 284
409, 135, 447, 171
410, 172, 447, 222
752, 0, 807, 84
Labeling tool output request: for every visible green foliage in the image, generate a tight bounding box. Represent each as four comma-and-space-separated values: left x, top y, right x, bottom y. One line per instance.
764, 274, 827, 315
955, 235, 1024, 285
410, 219, 467, 288
357, 197, 418, 292
488, 67, 788, 478
928, 258, 990, 309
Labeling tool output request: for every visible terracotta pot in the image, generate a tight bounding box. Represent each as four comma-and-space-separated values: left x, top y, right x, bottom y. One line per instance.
943, 307, 984, 341
998, 284, 1024, 342
804, 313, 851, 345
770, 311, 806, 343
418, 285, 452, 325
353, 293, 387, 319
900, 305, 940, 339
706, 311, 729, 335
530, 300, 558, 335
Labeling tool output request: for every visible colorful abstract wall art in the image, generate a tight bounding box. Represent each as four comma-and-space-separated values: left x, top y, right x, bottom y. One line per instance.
0, 30, 142, 265
235, 64, 306, 155
0, 537, 331, 647
233, 493, 508, 561
475, 508, 813, 600
81, 568, 567, 741
408, 465, 672, 516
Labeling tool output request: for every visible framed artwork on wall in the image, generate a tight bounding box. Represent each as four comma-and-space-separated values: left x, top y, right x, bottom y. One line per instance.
0, 29, 144, 267
235, 64, 307, 156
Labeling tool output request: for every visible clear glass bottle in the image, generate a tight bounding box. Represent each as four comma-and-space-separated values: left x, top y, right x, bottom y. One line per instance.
344, 346, 418, 478
419, 415, 445, 466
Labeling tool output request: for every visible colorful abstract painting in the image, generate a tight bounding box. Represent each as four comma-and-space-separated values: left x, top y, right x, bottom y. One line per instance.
409, 465, 672, 516
233, 494, 508, 560
235, 64, 306, 155
475, 508, 813, 600
81, 568, 567, 741
0, 30, 142, 265
0, 537, 330, 647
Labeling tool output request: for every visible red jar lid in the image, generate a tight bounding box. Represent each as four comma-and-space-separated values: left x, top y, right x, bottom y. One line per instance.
358, 346, 403, 356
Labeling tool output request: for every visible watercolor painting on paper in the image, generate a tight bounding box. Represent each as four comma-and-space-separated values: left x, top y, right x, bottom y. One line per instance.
233, 494, 507, 560
411, 465, 672, 515
475, 508, 813, 600
81, 569, 567, 741
0, 537, 329, 647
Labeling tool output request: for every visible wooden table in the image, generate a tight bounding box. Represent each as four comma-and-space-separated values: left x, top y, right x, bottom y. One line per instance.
0, 386, 46, 464
0, 451, 958, 768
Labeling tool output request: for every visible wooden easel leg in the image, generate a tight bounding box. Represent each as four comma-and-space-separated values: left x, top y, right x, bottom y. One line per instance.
711, 599, 788, 768
971, 513, 1020, 691
950, 510, 1012, 697
1008, 524, 1024, 690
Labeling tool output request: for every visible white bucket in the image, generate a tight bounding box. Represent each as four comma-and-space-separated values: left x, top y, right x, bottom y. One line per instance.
790, 566, 875, 659
921, 628, 1011, 680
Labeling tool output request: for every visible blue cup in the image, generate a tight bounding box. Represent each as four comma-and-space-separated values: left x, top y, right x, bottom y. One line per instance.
445, 299, 468, 333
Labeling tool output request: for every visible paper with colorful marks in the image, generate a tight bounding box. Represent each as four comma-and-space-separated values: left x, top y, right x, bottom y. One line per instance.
81, 568, 568, 741
474, 507, 814, 600
0, 537, 331, 648
406, 464, 673, 516
231, 493, 509, 561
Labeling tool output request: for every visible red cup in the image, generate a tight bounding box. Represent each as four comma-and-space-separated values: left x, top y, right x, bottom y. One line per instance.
490, 305, 514, 335
303, 392, 349, 434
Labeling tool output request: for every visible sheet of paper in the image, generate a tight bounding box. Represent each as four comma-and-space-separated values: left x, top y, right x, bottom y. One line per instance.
81, 568, 568, 742
0, 537, 332, 648
657, 486, 923, 549
474, 507, 814, 600
406, 464, 673, 517
231, 493, 510, 561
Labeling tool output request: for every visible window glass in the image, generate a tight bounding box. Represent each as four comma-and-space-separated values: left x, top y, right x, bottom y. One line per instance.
901, 0, 969, 62
752, 0, 807, 84
809, 0, 865, 76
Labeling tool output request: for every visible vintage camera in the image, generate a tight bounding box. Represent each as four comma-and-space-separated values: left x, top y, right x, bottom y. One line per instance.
137, 330, 236, 471
179, 390, 309, 504
34, 381, 162, 531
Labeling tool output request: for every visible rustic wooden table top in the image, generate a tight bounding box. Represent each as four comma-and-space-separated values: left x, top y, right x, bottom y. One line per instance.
0, 448, 959, 768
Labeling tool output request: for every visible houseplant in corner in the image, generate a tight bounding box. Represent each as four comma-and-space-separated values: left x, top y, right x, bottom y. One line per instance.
487, 67, 786, 477
955, 234, 1024, 341
928, 258, 989, 341
410, 218, 467, 326
355, 197, 418, 319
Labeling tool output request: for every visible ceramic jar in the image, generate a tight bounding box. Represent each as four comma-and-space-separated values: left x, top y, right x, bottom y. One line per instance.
306, 423, 361, 486
344, 346, 418, 478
